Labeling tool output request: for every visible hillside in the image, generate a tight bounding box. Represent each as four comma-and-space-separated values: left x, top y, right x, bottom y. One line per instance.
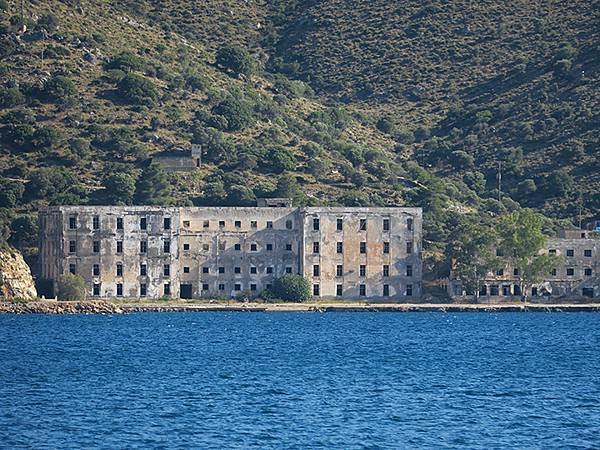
0, 0, 598, 267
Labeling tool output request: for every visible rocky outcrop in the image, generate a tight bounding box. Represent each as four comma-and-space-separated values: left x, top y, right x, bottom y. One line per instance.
0, 247, 37, 300
0, 300, 124, 314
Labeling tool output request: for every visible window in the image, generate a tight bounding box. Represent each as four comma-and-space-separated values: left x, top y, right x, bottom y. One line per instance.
140, 264, 147, 276
202, 267, 209, 274
336, 265, 343, 277
184, 220, 191, 228
250, 243, 257, 252
582, 288, 594, 298
359, 284, 366, 296
234, 267, 241, 274
92, 216, 100, 230
117, 217, 123, 230
286, 220, 293, 230
140, 283, 146, 297
183, 243, 190, 251
313, 242, 320, 254
163, 264, 170, 277
337, 242, 343, 254
116, 283, 123, 297
93, 283, 100, 296
337, 218, 343, 231
566, 249, 574, 257
250, 266, 257, 274
140, 217, 147, 230
163, 240, 171, 253
383, 284, 389, 297
267, 221, 273, 229
250, 284, 257, 292
234, 284, 241, 291
567, 268, 574, 276
69, 240, 76, 253
266, 243, 273, 251
183, 266, 190, 274
359, 219, 367, 231
406, 284, 413, 296
584, 268, 592, 276
202, 283, 209, 291
93, 241, 100, 253
383, 265, 389, 277
164, 283, 171, 296
92, 264, 100, 276
407, 218, 413, 231
69, 263, 76, 274
313, 284, 320, 296
383, 242, 390, 254
406, 242, 413, 254
496, 269, 504, 276
359, 265, 366, 277
202, 244, 210, 251
496, 248, 504, 257
407, 265, 413, 277
285, 267, 292, 274
235, 220, 241, 228
218, 267, 225, 274
251, 221, 257, 229
164, 218, 171, 230
584, 249, 592, 257
69, 216, 77, 229
266, 267, 273, 274
313, 218, 320, 231
513, 268, 519, 276
234, 243, 241, 251
219, 220, 225, 228
116, 241, 123, 254
383, 218, 390, 231
548, 249, 556, 255
219, 241, 226, 251
218, 284, 225, 291
360, 242, 366, 254
336, 284, 343, 296
550, 268, 557, 276
313, 265, 320, 277
286, 243, 292, 251
116, 264, 123, 277
140, 241, 147, 253
200, 220, 207, 228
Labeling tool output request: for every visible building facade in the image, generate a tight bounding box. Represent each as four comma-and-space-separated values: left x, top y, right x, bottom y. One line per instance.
39, 205, 422, 301
448, 229, 600, 300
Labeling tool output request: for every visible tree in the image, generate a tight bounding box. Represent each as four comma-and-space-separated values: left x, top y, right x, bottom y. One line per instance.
272, 274, 311, 302
134, 163, 171, 205
226, 184, 256, 206
102, 173, 136, 205
0, 177, 24, 207
447, 221, 498, 300
41, 75, 76, 103
266, 146, 296, 173
0, 87, 24, 108
9, 215, 38, 250
496, 209, 562, 301
117, 73, 158, 106
215, 46, 256, 76
211, 97, 255, 131
56, 273, 86, 301
274, 173, 306, 205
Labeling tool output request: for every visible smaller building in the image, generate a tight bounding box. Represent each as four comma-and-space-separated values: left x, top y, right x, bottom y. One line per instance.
152, 144, 202, 172
448, 230, 600, 301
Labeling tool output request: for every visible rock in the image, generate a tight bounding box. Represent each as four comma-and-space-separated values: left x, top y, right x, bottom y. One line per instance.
0, 247, 37, 300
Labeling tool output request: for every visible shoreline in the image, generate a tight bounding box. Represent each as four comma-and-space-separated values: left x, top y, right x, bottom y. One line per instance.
1, 300, 600, 314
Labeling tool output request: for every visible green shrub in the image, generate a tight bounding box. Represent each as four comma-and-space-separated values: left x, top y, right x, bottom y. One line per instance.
42, 75, 76, 102
57, 273, 87, 301
32, 126, 63, 150
376, 117, 395, 134
266, 146, 296, 173
215, 46, 256, 76
0, 177, 24, 207
211, 97, 255, 131
0, 87, 24, 107
106, 52, 146, 72
37, 14, 59, 32
101, 172, 136, 205
134, 162, 171, 205
272, 274, 311, 302
9, 215, 37, 249
117, 73, 158, 106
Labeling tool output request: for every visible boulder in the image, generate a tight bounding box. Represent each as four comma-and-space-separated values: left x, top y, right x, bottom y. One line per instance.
0, 247, 37, 300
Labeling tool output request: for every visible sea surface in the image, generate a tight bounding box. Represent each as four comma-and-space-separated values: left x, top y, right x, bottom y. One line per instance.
1, 312, 599, 449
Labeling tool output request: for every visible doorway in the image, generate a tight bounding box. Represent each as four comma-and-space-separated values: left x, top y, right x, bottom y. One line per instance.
180, 283, 193, 299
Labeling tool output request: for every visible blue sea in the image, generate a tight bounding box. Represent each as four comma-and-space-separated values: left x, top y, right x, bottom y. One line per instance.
1, 312, 599, 449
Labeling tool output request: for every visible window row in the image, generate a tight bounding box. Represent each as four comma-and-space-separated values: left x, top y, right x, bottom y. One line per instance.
311, 217, 414, 232
548, 248, 594, 257
313, 264, 413, 277
76, 263, 296, 277
312, 283, 413, 297
183, 219, 293, 230
311, 241, 413, 254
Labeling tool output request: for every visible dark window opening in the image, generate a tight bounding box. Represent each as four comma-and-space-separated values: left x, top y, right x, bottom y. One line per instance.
116, 264, 123, 277
407, 218, 413, 231
383, 284, 389, 297
218, 267, 225, 274
406, 284, 413, 296
69, 217, 76, 229
69, 241, 76, 253
360, 242, 366, 254
183, 266, 190, 274
313, 265, 320, 277
336, 265, 343, 277
406, 265, 413, 277
116, 217, 123, 230
359, 284, 366, 296
336, 284, 343, 296
116, 284, 123, 297
163, 264, 170, 277
93, 216, 100, 230
93, 283, 100, 296
313, 284, 320, 296
383, 265, 389, 277
140, 264, 147, 276
235, 220, 241, 228
359, 219, 367, 231
93, 264, 100, 276
180, 284, 192, 299
116, 241, 123, 254
140, 241, 147, 253
234, 243, 241, 251
336, 218, 343, 231
69, 263, 76, 275
313, 242, 320, 254
140, 283, 146, 297
140, 217, 147, 230
93, 241, 100, 253
286, 220, 293, 230
266, 243, 273, 251
164, 283, 171, 296
406, 242, 413, 254
266, 221, 273, 229
266, 267, 273, 274
383, 219, 390, 231
163, 240, 170, 253
383, 242, 390, 254
566, 249, 574, 257
234, 267, 241, 274
567, 268, 574, 276
164, 218, 171, 230
359, 265, 366, 277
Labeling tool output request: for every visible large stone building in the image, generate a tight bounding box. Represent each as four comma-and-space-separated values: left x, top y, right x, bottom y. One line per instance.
448, 229, 600, 300
39, 205, 422, 300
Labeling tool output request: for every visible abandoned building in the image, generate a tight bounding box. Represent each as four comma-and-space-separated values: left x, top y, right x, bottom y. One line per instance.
152, 144, 202, 172
38, 205, 422, 301
448, 229, 600, 300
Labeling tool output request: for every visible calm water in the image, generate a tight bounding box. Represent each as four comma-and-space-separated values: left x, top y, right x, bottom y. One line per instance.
1, 312, 599, 449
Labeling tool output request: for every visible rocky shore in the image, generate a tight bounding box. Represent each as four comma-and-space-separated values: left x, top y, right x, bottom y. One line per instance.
0, 300, 124, 314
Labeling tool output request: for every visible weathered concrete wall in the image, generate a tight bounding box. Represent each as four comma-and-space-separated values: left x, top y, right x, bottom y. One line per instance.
39, 206, 423, 301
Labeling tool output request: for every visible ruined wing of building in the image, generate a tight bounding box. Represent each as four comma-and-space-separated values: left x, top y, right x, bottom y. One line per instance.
38, 204, 422, 301
447, 228, 600, 300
